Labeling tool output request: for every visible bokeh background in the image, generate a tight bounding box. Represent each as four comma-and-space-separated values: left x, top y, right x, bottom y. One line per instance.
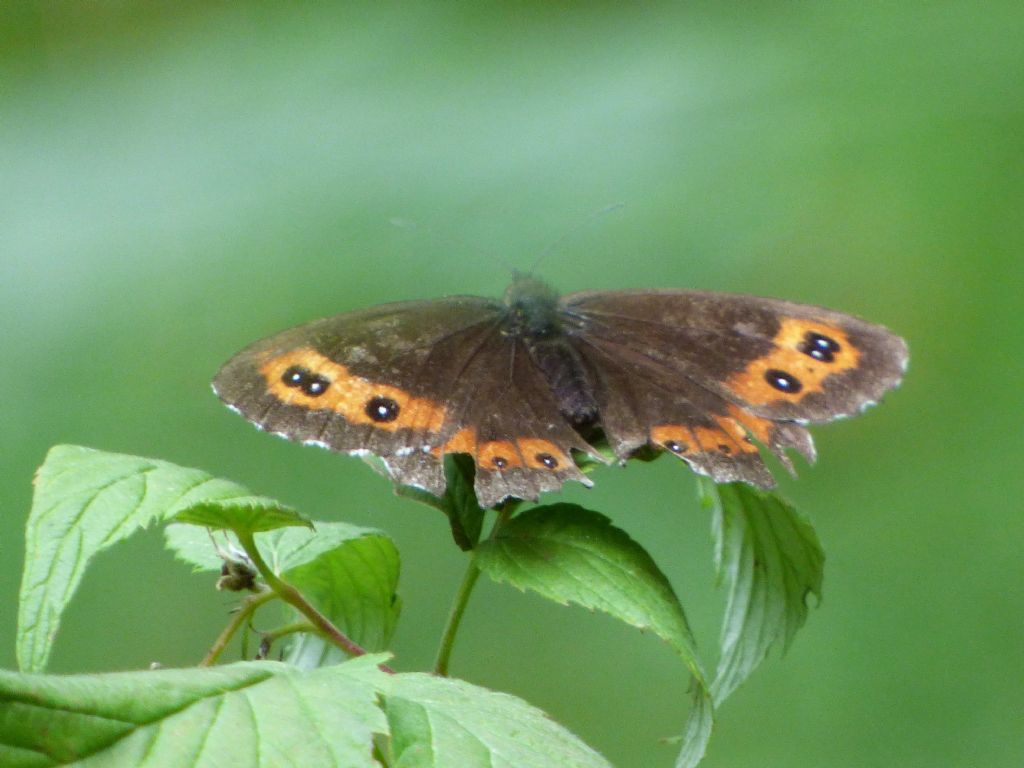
2, 3, 1021, 766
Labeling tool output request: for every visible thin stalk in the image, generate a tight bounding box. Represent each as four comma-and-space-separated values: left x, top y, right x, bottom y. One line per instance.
433, 503, 516, 676
236, 529, 395, 674
263, 620, 316, 643
257, 620, 316, 659
433, 554, 482, 677
201, 587, 277, 666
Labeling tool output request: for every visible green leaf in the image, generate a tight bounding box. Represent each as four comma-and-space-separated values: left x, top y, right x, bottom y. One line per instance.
171, 495, 310, 534
475, 503, 714, 767
0, 656, 390, 767
163, 523, 252, 572
272, 524, 402, 662
18, 445, 289, 673
476, 503, 705, 679
381, 672, 612, 768
395, 454, 487, 550
164, 522, 402, 655
674, 684, 714, 768
699, 479, 825, 705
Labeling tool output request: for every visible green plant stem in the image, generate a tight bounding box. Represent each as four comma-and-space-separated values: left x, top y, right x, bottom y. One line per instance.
433, 553, 482, 677
236, 529, 395, 674
263, 620, 316, 643
201, 587, 277, 666
257, 621, 316, 659
433, 503, 516, 676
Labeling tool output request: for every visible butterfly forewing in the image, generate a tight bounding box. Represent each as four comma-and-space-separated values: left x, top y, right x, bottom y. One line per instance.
213, 297, 502, 472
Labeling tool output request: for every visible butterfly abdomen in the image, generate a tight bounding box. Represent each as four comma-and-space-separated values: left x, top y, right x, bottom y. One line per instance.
524, 337, 600, 432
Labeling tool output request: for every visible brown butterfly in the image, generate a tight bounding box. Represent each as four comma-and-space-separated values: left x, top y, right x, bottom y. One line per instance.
213, 276, 908, 507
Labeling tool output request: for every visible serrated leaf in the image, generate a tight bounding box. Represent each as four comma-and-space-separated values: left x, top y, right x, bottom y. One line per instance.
0, 656, 391, 767
18, 445, 291, 673
476, 504, 713, 766
171, 495, 310, 533
395, 454, 486, 550
163, 523, 252, 572
699, 479, 825, 704
164, 522, 401, 656
476, 503, 705, 680
270, 524, 401, 662
381, 672, 612, 768
674, 684, 714, 768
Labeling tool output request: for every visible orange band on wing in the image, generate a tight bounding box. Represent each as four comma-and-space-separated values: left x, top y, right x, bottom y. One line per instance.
652, 418, 759, 456
437, 427, 477, 454
478, 440, 523, 469
517, 438, 570, 470
725, 318, 860, 406
260, 348, 447, 432
431, 431, 569, 472
726, 404, 775, 445
651, 424, 692, 453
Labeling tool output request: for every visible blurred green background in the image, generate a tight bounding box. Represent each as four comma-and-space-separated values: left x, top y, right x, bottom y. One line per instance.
2, 2, 1021, 766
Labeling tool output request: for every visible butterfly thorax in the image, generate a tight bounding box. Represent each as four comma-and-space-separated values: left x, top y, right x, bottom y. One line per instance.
502, 276, 601, 434
501, 275, 562, 337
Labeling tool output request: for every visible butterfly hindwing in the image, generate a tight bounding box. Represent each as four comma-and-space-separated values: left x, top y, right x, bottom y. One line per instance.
562, 289, 906, 485
410, 328, 595, 507
568, 323, 780, 486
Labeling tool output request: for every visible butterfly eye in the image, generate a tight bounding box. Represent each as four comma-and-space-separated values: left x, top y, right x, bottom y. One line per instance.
365, 396, 400, 422
764, 369, 803, 394
799, 331, 841, 363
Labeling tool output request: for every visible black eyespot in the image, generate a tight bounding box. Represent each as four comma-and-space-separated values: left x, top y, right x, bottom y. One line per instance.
536, 452, 558, 469
281, 366, 308, 388
718, 444, 732, 454
799, 331, 841, 363
492, 456, 509, 469
302, 375, 330, 397
282, 366, 330, 397
365, 396, 400, 422
665, 440, 687, 454
765, 369, 803, 393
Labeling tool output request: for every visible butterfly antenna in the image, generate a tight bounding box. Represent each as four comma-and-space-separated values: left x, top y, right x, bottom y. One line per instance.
527, 202, 626, 276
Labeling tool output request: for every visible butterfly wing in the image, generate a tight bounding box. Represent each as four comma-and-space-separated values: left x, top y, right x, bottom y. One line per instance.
562, 289, 907, 486
214, 297, 499, 493
420, 329, 595, 507
214, 296, 593, 507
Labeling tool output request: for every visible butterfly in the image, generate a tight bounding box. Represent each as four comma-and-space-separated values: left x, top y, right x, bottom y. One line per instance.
213, 276, 908, 508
